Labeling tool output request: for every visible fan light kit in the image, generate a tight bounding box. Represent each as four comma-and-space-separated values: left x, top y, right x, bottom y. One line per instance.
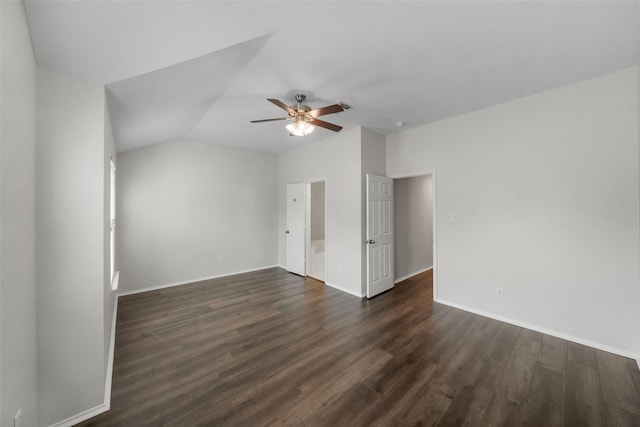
286, 120, 315, 136
251, 93, 345, 136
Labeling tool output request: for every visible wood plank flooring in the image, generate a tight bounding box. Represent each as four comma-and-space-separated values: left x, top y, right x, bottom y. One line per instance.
77, 268, 640, 426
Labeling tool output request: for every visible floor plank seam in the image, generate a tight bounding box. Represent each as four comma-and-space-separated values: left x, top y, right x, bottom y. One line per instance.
74, 268, 640, 427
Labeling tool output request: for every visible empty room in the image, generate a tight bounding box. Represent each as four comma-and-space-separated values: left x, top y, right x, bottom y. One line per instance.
2, 1, 640, 426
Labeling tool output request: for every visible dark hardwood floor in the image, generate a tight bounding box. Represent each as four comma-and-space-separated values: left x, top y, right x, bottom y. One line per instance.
77, 267, 640, 426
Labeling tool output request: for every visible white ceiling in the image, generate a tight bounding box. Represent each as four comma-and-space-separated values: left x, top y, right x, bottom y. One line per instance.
24, 1, 640, 153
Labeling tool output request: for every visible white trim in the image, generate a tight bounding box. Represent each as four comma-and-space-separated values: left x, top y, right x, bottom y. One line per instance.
325, 281, 365, 298
49, 296, 119, 427
305, 182, 311, 277
49, 403, 108, 427
394, 266, 433, 284
50, 266, 285, 425
117, 265, 280, 296
110, 270, 119, 291
104, 295, 118, 408
305, 179, 327, 288
435, 297, 640, 361
388, 170, 437, 300
432, 172, 437, 300
637, 64, 640, 376
303, 177, 328, 184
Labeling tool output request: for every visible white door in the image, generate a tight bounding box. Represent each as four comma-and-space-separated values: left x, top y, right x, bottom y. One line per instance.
286, 183, 306, 276
366, 174, 394, 298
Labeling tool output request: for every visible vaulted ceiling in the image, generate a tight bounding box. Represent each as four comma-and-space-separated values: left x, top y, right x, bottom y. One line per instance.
24, 1, 640, 153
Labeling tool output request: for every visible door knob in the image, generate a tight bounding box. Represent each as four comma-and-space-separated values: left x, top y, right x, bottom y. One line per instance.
285, 230, 290, 234
364, 239, 375, 244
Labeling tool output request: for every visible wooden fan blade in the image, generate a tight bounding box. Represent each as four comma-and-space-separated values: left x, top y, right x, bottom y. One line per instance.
267, 98, 296, 115
309, 118, 342, 132
308, 104, 344, 117
250, 117, 289, 123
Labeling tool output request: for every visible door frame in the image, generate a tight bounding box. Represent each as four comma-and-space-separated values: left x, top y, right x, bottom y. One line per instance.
388, 170, 438, 300
304, 178, 327, 282
286, 183, 307, 276
366, 174, 395, 298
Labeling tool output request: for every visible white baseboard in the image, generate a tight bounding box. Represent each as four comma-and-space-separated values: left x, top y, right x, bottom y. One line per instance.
49, 296, 118, 427
49, 403, 109, 427
435, 298, 640, 361
104, 295, 118, 407
50, 265, 284, 426
275, 266, 364, 298
394, 266, 433, 284
324, 281, 364, 298
110, 270, 120, 291
117, 265, 280, 296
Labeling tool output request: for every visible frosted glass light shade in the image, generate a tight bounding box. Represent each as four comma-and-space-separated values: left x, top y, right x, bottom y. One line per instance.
286, 120, 315, 136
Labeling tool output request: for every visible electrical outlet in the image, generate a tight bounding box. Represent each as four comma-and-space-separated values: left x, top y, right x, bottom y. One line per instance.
496, 287, 504, 298
233, 254, 238, 262
448, 213, 460, 223
14, 409, 23, 427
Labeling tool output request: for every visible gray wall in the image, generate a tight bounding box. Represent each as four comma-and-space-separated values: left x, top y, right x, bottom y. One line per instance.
36, 67, 108, 426
394, 175, 433, 281
388, 67, 640, 357
117, 139, 279, 292
279, 127, 363, 296
0, 1, 38, 426
310, 181, 325, 241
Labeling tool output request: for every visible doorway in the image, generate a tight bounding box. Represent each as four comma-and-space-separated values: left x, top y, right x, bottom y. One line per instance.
393, 174, 434, 294
286, 183, 306, 276
365, 174, 395, 298
306, 181, 326, 282
285, 181, 327, 281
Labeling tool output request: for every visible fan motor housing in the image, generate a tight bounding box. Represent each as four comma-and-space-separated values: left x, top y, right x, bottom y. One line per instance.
290, 104, 311, 113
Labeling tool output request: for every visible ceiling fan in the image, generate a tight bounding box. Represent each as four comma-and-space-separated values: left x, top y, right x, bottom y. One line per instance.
250, 94, 346, 136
